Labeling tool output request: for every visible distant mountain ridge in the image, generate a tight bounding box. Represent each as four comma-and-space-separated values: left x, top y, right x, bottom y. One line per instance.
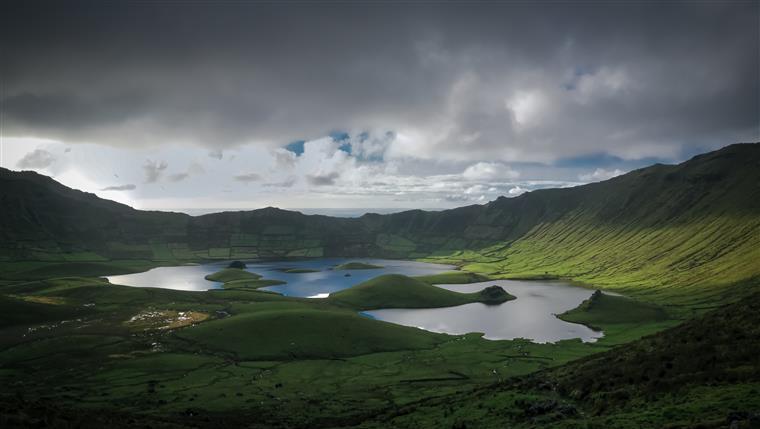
2, 143, 759, 303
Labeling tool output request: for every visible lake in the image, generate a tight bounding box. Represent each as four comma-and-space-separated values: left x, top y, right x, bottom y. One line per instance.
108, 259, 603, 343
106, 258, 454, 294
364, 280, 603, 343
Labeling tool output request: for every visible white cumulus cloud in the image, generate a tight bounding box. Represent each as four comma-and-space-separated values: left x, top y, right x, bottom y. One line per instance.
579, 168, 625, 182
462, 162, 520, 181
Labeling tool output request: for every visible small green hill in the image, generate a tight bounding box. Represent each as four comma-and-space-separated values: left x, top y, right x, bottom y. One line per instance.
559, 290, 670, 331
175, 303, 445, 360
205, 267, 288, 290
334, 262, 383, 270
478, 285, 512, 305
204, 268, 261, 283
328, 274, 514, 310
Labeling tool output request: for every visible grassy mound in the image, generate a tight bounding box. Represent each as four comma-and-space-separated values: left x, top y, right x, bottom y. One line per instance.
328, 274, 514, 310
204, 268, 261, 283
477, 285, 513, 305
334, 262, 383, 270
558, 290, 670, 331
415, 271, 489, 284
175, 303, 445, 360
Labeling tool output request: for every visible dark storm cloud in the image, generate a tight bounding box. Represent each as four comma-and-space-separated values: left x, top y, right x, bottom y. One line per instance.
1, 1, 757, 161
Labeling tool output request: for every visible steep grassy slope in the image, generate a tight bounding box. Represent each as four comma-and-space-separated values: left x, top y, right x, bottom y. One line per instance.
424, 143, 760, 306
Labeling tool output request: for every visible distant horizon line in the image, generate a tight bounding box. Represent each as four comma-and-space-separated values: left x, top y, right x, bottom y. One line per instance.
165, 207, 443, 217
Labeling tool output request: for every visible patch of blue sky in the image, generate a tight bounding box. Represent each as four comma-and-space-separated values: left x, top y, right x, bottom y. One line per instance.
284, 140, 305, 156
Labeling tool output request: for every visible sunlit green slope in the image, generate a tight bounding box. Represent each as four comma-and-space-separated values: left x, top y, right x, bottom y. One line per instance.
424, 143, 760, 306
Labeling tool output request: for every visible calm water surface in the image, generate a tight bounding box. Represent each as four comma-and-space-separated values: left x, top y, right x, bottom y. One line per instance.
108, 260, 603, 343
107, 258, 453, 295
364, 280, 604, 343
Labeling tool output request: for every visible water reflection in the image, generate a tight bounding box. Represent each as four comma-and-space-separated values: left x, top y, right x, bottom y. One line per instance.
364, 280, 604, 343
107, 258, 453, 295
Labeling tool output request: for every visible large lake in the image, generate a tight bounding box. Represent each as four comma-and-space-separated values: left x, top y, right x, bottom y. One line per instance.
107, 259, 603, 343
106, 258, 454, 294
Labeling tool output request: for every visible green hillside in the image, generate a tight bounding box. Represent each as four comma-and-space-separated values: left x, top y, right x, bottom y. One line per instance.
422, 143, 760, 307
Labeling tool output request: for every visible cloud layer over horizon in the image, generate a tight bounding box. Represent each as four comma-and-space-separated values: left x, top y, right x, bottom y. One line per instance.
1, 2, 757, 211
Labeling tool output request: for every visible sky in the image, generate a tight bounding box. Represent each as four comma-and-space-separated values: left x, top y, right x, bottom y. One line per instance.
1, 1, 758, 215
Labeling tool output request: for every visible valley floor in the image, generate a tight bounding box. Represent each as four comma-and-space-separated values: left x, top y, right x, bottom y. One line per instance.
0, 259, 757, 428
